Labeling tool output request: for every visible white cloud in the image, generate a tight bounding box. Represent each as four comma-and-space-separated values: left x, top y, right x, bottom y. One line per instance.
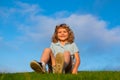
65, 14, 120, 45
1, 1, 120, 49
15, 1, 43, 15
14, 4, 120, 47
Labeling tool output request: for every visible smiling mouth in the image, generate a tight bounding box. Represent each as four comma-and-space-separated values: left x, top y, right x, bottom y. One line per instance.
60, 36, 65, 37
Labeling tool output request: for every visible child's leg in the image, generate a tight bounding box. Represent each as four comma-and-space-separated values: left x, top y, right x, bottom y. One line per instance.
64, 51, 72, 73
65, 58, 72, 73
40, 48, 55, 67
30, 48, 55, 73
64, 51, 71, 67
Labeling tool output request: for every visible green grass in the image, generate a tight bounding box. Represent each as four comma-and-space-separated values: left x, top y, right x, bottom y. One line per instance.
0, 71, 120, 80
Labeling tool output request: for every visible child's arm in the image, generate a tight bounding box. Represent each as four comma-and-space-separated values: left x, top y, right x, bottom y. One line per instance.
72, 52, 80, 74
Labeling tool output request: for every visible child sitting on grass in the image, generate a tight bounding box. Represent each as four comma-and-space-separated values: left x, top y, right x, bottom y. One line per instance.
30, 23, 80, 74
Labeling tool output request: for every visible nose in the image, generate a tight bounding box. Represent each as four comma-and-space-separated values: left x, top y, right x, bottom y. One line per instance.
61, 33, 65, 35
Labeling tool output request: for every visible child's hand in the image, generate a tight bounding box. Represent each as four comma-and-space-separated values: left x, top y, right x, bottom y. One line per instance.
72, 68, 77, 74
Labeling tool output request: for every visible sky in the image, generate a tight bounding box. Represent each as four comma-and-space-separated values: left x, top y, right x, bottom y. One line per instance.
0, 0, 120, 73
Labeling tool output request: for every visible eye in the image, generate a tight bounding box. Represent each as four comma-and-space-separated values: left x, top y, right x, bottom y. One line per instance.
64, 31, 67, 33
58, 31, 61, 33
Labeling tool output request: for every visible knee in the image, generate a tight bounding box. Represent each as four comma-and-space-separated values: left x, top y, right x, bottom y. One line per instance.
44, 48, 52, 52
64, 51, 71, 57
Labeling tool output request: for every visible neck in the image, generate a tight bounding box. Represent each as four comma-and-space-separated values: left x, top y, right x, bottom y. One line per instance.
59, 40, 68, 46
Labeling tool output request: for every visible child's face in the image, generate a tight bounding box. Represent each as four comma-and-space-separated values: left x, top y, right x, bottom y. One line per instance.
57, 28, 69, 42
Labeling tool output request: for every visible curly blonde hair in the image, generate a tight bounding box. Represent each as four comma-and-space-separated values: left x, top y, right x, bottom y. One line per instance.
52, 23, 74, 43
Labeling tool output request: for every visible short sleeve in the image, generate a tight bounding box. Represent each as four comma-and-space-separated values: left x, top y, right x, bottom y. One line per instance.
50, 43, 55, 54
72, 43, 79, 53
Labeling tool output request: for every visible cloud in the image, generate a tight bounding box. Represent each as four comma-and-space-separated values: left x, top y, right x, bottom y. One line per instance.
1, 1, 120, 51
15, 1, 43, 15
66, 14, 120, 44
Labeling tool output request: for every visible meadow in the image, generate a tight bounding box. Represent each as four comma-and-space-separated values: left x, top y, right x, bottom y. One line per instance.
0, 71, 120, 80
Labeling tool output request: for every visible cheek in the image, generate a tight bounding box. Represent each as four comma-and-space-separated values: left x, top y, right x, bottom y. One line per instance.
57, 33, 60, 36
57, 34, 61, 38
65, 33, 69, 37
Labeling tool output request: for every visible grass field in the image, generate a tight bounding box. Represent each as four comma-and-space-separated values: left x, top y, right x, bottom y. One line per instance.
0, 71, 120, 80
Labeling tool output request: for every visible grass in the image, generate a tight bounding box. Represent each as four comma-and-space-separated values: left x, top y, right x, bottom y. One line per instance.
0, 71, 120, 80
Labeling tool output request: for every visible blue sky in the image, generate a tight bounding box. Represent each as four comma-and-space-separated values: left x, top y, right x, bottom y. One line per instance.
0, 0, 120, 73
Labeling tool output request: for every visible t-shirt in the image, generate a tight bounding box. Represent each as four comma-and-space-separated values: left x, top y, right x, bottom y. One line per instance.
50, 42, 79, 58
